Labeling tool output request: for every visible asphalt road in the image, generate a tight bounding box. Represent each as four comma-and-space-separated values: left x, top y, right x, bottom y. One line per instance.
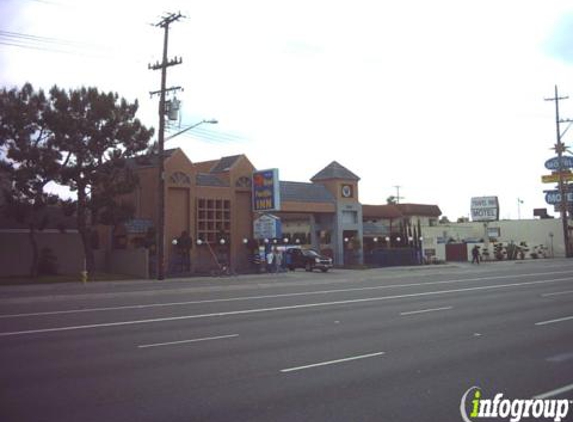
1, 260, 573, 422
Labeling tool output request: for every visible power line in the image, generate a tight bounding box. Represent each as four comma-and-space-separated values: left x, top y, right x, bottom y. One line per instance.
165, 123, 249, 143
18, 0, 69, 5
0, 30, 89, 47
188, 127, 247, 142
170, 130, 240, 145
0, 30, 146, 62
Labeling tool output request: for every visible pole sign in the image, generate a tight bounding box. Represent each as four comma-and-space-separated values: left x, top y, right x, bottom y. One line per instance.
470, 196, 499, 222
544, 156, 573, 171
253, 214, 282, 240
541, 172, 573, 183
252, 169, 281, 212
545, 190, 573, 205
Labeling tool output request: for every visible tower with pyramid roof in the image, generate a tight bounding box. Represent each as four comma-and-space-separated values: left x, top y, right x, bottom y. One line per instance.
311, 161, 364, 266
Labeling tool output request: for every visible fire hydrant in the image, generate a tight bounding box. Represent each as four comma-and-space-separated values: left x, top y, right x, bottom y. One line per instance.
81, 270, 88, 283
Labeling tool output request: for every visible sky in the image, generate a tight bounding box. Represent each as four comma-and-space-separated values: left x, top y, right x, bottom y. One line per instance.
2, 0, 573, 221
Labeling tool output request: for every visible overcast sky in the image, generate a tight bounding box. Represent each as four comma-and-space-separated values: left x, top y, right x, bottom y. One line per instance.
2, 0, 573, 221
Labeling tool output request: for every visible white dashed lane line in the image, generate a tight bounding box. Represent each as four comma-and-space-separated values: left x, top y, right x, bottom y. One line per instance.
138, 334, 239, 349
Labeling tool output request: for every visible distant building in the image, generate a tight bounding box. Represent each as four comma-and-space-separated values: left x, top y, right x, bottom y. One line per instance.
423, 219, 566, 261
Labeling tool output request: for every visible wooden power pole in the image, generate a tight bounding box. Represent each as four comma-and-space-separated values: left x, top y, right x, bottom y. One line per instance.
545, 85, 572, 258
149, 12, 184, 280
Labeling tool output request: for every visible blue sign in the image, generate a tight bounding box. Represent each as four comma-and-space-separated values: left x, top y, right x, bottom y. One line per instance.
253, 214, 282, 240
545, 190, 573, 205
252, 169, 281, 212
544, 156, 573, 171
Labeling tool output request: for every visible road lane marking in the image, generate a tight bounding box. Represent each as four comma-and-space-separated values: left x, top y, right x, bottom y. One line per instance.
541, 290, 573, 298
546, 352, 573, 363
281, 352, 385, 373
533, 382, 573, 399
1, 277, 571, 337
400, 306, 453, 316
138, 334, 238, 349
535, 315, 573, 326
2, 270, 572, 319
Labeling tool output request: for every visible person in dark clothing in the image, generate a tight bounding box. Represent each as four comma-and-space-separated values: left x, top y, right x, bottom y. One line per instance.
177, 231, 192, 271
471, 245, 480, 264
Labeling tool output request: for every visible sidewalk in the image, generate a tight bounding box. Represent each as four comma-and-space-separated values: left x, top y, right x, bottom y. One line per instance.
0, 258, 566, 303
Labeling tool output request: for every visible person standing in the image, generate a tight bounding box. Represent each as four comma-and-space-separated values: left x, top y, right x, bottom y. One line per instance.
266, 249, 274, 273
177, 231, 192, 272
471, 245, 480, 264
285, 249, 293, 271
275, 248, 283, 273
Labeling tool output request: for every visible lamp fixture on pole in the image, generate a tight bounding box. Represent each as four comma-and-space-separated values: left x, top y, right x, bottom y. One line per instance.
165, 119, 218, 141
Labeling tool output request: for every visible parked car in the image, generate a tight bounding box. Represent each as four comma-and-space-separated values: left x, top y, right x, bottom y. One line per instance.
285, 248, 333, 272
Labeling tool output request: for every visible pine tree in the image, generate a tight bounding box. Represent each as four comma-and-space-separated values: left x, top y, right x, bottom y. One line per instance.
1, 83, 154, 276
0, 83, 61, 277
45, 86, 154, 273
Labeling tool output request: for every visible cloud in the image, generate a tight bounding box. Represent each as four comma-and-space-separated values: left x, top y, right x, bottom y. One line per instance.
545, 12, 573, 63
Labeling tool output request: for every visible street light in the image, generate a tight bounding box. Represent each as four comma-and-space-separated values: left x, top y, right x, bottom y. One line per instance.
165, 119, 218, 141
156, 118, 218, 280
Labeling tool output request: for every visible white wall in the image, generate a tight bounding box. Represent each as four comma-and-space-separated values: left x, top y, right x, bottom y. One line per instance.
421, 219, 564, 261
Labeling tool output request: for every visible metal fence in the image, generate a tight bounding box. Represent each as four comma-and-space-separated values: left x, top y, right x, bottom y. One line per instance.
364, 247, 419, 267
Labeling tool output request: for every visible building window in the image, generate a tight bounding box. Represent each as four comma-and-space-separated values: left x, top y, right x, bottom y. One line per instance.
170, 171, 191, 185
342, 211, 357, 224
197, 198, 231, 243
235, 176, 251, 188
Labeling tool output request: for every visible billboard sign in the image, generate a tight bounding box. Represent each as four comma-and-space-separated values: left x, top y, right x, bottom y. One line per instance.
470, 196, 499, 222
252, 169, 281, 212
544, 156, 573, 171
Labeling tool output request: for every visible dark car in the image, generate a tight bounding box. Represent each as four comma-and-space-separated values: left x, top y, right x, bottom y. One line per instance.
285, 248, 333, 272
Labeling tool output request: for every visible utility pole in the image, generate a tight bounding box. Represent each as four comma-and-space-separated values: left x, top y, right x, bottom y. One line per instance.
393, 185, 404, 204
545, 85, 571, 258
149, 12, 184, 280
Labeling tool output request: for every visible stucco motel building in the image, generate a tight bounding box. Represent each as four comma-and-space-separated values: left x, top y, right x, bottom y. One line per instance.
99, 148, 440, 276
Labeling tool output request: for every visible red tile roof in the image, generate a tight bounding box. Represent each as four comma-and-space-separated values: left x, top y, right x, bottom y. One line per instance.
362, 203, 441, 219
362, 204, 403, 219
395, 204, 442, 217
